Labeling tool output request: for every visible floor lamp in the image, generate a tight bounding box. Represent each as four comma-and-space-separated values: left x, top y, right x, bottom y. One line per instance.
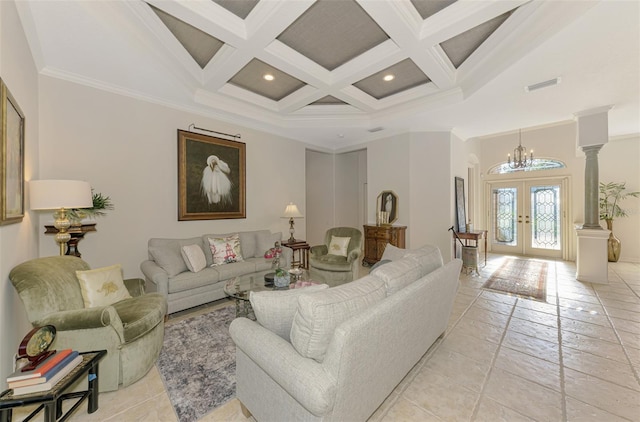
30, 180, 93, 256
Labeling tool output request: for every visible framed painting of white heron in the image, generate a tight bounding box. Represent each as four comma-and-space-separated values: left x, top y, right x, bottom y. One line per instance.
178, 130, 246, 220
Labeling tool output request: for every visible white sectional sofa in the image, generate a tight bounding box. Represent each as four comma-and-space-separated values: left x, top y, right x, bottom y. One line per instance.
229, 244, 461, 421
140, 230, 292, 314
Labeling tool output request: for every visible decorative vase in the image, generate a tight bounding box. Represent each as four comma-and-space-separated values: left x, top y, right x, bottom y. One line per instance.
274, 272, 290, 289
605, 219, 621, 262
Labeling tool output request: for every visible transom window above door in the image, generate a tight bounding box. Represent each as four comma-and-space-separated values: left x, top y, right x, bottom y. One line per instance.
488, 159, 566, 175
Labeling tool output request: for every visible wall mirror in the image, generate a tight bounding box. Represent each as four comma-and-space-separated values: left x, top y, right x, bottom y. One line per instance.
376, 191, 398, 225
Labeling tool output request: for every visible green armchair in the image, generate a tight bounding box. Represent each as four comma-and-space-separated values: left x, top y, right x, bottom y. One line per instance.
9, 256, 167, 392
309, 227, 362, 285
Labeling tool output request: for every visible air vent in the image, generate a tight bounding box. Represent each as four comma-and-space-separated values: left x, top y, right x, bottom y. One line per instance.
368, 127, 384, 133
525, 77, 561, 92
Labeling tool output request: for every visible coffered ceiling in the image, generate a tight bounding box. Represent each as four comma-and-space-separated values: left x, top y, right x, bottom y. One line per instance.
15, 0, 640, 149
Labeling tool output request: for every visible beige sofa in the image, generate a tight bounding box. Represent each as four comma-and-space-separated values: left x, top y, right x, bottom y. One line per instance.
140, 230, 292, 314
230, 244, 461, 421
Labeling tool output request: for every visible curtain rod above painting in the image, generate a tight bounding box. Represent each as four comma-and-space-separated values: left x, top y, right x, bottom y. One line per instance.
188, 123, 241, 140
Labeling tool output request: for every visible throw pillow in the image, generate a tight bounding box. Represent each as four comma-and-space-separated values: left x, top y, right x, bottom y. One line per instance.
208, 234, 244, 266
180, 244, 207, 272
76, 264, 132, 308
249, 284, 329, 342
290, 275, 386, 362
328, 235, 350, 257
380, 243, 407, 261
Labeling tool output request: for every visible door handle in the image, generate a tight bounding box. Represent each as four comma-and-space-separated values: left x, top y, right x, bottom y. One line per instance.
525, 215, 530, 224
518, 215, 522, 223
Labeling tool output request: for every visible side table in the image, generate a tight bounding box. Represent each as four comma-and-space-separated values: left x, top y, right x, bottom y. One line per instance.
452, 230, 488, 267
0, 350, 106, 422
281, 240, 310, 269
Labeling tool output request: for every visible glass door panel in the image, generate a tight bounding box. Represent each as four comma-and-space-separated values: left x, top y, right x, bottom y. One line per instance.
489, 180, 563, 258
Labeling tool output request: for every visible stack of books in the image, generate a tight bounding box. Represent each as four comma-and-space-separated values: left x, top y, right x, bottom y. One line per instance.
6, 349, 83, 395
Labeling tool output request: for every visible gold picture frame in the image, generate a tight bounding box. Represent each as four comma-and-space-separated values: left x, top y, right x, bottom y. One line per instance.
1, 78, 25, 225
178, 130, 246, 220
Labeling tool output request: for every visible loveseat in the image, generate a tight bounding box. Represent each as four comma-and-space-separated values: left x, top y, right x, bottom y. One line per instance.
140, 230, 292, 314
230, 244, 462, 421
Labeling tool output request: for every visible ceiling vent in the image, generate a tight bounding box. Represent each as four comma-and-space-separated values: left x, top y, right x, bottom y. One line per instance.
368, 127, 384, 133
525, 77, 561, 92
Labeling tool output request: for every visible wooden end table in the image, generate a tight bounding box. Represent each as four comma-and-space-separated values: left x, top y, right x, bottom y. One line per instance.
0, 350, 106, 422
281, 240, 310, 269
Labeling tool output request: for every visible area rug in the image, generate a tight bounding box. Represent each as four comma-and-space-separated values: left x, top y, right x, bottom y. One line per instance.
482, 258, 548, 301
157, 305, 236, 422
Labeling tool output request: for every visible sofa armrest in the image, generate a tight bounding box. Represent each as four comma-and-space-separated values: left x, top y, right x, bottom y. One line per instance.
34, 306, 125, 343
346, 248, 361, 263
229, 317, 336, 416
310, 245, 327, 257
124, 278, 145, 297
140, 260, 169, 296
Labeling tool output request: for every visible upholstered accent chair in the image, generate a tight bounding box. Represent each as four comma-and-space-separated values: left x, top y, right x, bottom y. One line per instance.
309, 227, 362, 285
9, 256, 167, 392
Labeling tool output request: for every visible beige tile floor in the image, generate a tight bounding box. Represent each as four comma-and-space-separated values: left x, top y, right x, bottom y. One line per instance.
11, 254, 640, 421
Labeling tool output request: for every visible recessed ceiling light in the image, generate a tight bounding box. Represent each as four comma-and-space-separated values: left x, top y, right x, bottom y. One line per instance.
383, 74, 395, 82
263, 74, 274, 81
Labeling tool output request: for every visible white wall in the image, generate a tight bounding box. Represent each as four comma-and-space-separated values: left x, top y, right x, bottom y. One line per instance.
36, 76, 307, 277
599, 135, 640, 262
0, 0, 41, 386
305, 150, 334, 246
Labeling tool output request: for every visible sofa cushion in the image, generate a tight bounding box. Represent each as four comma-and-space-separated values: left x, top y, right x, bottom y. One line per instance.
180, 244, 207, 273
168, 268, 220, 294
371, 257, 422, 296
309, 254, 351, 271
290, 275, 386, 362
76, 264, 132, 308
250, 284, 329, 341
380, 243, 407, 261
247, 257, 274, 272
214, 261, 257, 280
239, 231, 267, 259
405, 245, 443, 278
257, 232, 282, 257
149, 237, 203, 276
112, 292, 166, 343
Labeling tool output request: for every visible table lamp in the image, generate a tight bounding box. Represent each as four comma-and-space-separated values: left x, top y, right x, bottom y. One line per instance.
282, 202, 303, 243
30, 180, 93, 255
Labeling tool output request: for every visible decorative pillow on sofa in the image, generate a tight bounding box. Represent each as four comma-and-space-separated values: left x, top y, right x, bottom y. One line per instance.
76, 264, 132, 308
180, 244, 207, 272
208, 234, 244, 266
250, 284, 329, 342
328, 235, 350, 257
290, 275, 386, 362
380, 243, 407, 261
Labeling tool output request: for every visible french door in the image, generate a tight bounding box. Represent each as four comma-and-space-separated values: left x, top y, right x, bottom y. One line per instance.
489, 179, 566, 258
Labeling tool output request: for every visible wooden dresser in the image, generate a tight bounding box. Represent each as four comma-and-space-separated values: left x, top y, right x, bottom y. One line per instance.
362, 224, 407, 266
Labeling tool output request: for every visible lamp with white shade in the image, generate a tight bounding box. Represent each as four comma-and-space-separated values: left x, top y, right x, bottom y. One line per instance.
30, 180, 93, 255
282, 202, 303, 243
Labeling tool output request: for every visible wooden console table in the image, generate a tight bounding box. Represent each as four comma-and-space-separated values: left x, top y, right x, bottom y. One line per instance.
281, 240, 310, 269
363, 225, 407, 266
44, 223, 96, 258
452, 230, 488, 267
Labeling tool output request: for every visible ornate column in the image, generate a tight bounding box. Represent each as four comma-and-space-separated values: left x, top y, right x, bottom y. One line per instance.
574, 106, 612, 284
582, 145, 603, 229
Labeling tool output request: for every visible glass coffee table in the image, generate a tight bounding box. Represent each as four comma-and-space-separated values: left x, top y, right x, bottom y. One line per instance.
224, 269, 313, 319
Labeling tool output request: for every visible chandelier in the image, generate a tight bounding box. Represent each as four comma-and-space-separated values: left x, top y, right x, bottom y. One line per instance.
507, 129, 533, 169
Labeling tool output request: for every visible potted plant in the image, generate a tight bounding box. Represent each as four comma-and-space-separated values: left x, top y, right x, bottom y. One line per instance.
599, 181, 639, 262
68, 190, 114, 223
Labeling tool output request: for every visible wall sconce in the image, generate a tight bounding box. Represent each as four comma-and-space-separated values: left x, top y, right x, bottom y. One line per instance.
30, 180, 93, 255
